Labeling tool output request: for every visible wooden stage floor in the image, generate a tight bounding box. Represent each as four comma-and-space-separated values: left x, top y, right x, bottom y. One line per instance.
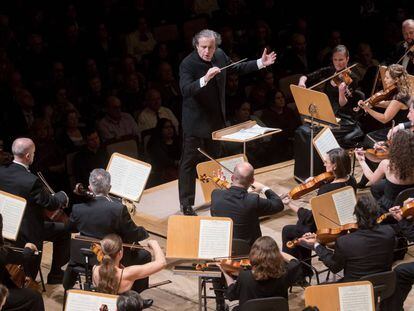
41, 160, 414, 310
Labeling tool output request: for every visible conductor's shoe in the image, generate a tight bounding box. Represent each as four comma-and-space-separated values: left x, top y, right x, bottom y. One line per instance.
181, 205, 197, 216
143, 299, 154, 309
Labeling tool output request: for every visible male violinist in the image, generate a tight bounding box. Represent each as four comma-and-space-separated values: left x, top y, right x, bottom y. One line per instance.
387, 19, 414, 75
0, 137, 70, 284
64, 169, 153, 309
178, 29, 276, 216
299, 195, 395, 282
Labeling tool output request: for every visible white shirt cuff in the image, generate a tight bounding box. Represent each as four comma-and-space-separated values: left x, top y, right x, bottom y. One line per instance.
398, 123, 405, 130
200, 77, 207, 87
257, 59, 265, 69
314, 242, 320, 250
262, 186, 270, 193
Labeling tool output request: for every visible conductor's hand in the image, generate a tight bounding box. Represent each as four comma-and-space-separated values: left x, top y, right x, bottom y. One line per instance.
204, 67, 221, 83
261, 48, 277, 67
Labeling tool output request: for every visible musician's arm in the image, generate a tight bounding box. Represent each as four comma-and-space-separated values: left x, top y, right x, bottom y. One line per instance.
30, 179, 66, 211
314, 243, 345, 273
118, 206, 149, 242
256, 189, 284, 217
359, 158, 387, 184
364, 100, 403, 124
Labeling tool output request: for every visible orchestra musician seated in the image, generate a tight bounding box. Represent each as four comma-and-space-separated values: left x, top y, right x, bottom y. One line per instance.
64, 169, 151, 300
116, 290, 144, 311
0, 138, 70, 285
282, 148, 356, 279
298, 195, 396, 282
382, 199, 414, 311
0, 214, 44, 311
220, 236, 300, 311
92, 234, 165, 309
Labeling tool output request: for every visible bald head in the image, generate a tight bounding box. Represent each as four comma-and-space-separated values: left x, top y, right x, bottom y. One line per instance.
402, 19, 414, 44
11, 138, 35, 165
232, 162, 254, 188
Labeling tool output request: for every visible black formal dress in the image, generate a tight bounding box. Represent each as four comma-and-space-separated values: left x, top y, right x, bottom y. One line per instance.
178, 49, 261, 208
64, 196, 150, 292
210, 186, 284, 247
226, 259, 301, 311
282, 177, 357, 277
315, 224, 396, 282
382, 219, 414, 311
0, 162, 69, 280
0, 247, 44, 311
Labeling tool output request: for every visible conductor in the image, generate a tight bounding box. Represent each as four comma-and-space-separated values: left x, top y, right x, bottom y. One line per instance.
179, 29, 276, 215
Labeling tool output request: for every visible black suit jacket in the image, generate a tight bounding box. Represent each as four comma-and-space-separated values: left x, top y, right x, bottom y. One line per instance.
315, 225, 396, 282
0, 162, 64, 246
179, 49, 259, 138
68, 196, 148, 243
210, 186, 284, 246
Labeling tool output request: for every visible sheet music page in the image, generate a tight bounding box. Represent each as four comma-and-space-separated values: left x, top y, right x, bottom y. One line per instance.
313, 127, 340, 159
339, 284, 373, 311
219, 156, 245, 182
221, 125, 279, 141
0, 193, 26, 241
243, 124, 278, 134
198, 219, 231, 259
65, 292, 117, 311
107, 154, 151, 201
332, 188, 357, 225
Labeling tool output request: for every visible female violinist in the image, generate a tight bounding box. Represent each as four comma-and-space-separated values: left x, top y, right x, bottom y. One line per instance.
282, 148, 356, 279
298, 45, 364, 148
221, 236, 300, 311
0, 214, 44, 311
355, 130, 414, 213
298, 195, 396, 282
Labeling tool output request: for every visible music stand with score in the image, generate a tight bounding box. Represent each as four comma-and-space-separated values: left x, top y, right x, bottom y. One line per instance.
290, 85, 339, 177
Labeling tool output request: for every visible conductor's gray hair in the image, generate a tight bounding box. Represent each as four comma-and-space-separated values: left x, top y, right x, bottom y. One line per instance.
89, 168, 111, 195
192, 29, 221, 48
402, 19, 414, 28
11, 138, 34, 157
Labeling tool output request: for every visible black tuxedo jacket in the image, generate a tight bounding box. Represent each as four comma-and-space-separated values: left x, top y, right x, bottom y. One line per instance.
315, 225, 396, 282
0, 163, 64, 246
210, 186, 284, 246
68, 196, 148, 243
179, 49, 259, 138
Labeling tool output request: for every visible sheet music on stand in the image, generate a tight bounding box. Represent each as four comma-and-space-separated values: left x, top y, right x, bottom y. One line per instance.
106, 152, 151, 202
339, 284, 373, 311
313, 127, 340, 161
221, 124, 279, 140
0, 190, 26, 241
65, 290, 117, 311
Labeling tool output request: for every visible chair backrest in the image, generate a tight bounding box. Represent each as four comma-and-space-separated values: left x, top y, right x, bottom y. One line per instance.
105, 138, 138, 159
393, 187, 414, 207
232, 239, 251, 257
241, 297, 289, 311
70, 237, 99, 267
360, 270, 396, 303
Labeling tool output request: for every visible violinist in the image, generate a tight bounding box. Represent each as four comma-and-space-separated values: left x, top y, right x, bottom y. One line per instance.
64, 169, 151, 299
382, 199, 414, 311
355, 130, 414, 213
0, 214, 44, 310
282, 148, 356, 279
386, 19, 414, 75
0, 138, 70, 285
92, 234, 165, 302
298, 45, 364, 148
221, 236, 300, 311
299, 195, 396, 282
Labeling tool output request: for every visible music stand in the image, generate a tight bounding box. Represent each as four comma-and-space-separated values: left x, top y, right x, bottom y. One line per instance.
290, 85, 339, 177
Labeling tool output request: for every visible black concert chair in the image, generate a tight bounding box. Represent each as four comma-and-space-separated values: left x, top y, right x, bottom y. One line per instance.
240, 296, 289, 311
393, 187, 414, 207
360, 270, 396, 311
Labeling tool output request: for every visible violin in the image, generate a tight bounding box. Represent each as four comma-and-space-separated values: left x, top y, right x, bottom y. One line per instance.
331, 71, 353, 97
286, 223, 358, 248
354, 84, 397, 112
199, 174, 230, 190
288, 172, 334, 200
195, 258, 251, 276
376, 200, 414, 224
6, 264, 40, 292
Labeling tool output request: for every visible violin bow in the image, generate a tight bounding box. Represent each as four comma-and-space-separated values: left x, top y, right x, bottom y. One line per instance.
396, 44, 414, 65
37, 171, 55, 194
197, 148, 233, 174
308, 63, 358, 90
370, 65, 381, 97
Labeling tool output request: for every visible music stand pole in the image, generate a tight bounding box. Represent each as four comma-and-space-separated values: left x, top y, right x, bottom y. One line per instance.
308, 103, 317, 177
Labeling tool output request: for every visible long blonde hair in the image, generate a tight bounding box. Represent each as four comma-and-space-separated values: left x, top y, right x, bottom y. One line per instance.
387, 64, 412, 103
97, 234, 123, 294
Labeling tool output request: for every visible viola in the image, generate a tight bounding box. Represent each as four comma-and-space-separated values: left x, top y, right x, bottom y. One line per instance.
6, 264, 40, 292
199, 174, 231, 190
377, 201, 414, 224
354, 84, 397, 112
288, 172, 334, 200
195, 258, 251, 276
286, 223, 358, 248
